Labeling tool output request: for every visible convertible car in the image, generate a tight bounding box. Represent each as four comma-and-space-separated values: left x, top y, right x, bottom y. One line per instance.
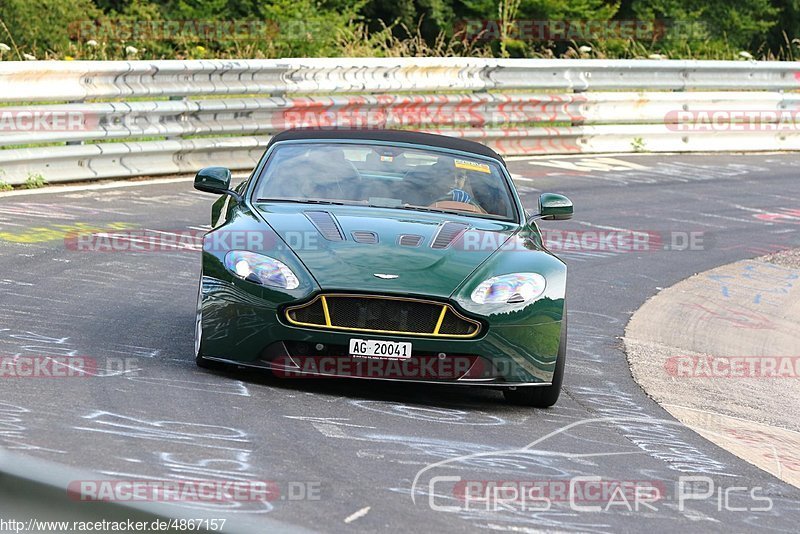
193, 129, 572, 407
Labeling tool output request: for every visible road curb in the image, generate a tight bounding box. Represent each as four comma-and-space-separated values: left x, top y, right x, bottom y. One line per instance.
624, 251, 800, 488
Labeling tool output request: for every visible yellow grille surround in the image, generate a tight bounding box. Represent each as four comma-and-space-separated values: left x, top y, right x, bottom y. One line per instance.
284, 294, 481, 339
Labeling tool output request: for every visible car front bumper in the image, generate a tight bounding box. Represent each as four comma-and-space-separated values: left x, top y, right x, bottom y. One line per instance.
198, 277, 565, 386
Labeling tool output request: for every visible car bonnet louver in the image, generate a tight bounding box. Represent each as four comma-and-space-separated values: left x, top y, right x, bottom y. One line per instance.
431, 222, 469, 249
397, 234, 423, 247
304, 211, 344, 241
351, 231, 379, 244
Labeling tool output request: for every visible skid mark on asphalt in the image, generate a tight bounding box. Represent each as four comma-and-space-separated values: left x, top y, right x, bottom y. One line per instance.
706, 261, 797, 307
73, 410, 277, 514
0, 400, 68, 455
0, 279, 34, 287
571, 388, 733, 476
0, 221, 137, 244
349, 400, 506, 426
344, 506, 371, 524
125, 376, 251, 396
400, 411, 739, 531
527, 157, 651, 173
0, 329, 158, 377
524, 157, 770, 186
754, 208, 800, 225
0, 156, 798, 531
281, 379, 743, 530
664, 405, 800, 488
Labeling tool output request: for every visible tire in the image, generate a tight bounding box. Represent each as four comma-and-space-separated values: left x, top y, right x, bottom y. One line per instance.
503, 313, 567, 408
194, 285, 223, 370
195, 354, 220, 369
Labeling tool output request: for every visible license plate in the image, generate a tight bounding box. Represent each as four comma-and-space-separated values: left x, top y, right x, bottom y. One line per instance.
349, 339, 412, 359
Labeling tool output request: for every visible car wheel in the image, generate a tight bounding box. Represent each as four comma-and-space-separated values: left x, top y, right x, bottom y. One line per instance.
194, 285, 223, 370
503, 312, 567, 408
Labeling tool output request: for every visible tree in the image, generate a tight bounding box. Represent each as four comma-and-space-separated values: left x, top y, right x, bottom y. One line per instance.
625, 0, 779, 52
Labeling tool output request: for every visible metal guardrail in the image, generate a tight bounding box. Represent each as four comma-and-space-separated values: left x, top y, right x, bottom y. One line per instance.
3, 58, 800, 101
1, 58, 800, 184
0, 447, 308, 533
4, 91, 800, 147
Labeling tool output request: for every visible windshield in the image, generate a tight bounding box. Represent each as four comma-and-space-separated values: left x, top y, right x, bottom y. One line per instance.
252, 142, 517, 220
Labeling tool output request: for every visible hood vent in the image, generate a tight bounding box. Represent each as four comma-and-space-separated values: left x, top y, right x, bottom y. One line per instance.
431, 222, 469, 249
352, 231, 379, 244
305, 211, 344, 241
398, 234, 423, 247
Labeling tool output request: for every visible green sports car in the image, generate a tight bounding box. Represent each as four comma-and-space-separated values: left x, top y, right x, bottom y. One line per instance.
193, 129, 573, 407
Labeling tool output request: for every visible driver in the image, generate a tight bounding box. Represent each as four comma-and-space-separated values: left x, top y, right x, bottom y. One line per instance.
447, 169, 475, 204
433, 167, 485, 213
409, 158, 486, 213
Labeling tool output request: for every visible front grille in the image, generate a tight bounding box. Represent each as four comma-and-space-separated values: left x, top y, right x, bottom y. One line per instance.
289, 298, 326, 325
285, 294, 481, 338
439, 309, 479, 335
326, 297, 441, 332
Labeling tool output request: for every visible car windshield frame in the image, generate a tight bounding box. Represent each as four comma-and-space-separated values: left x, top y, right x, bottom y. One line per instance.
247, 139, 523, 224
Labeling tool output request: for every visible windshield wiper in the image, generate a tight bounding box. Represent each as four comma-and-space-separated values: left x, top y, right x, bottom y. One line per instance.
394, 205, 461, 215
255, 198, 362, 206
255, 199, 475, 217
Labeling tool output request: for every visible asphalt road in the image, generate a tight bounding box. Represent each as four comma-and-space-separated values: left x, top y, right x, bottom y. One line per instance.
1, 153, 799, 532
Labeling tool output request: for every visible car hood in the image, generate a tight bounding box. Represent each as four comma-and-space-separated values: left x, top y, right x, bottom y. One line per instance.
254, 203, 519, 298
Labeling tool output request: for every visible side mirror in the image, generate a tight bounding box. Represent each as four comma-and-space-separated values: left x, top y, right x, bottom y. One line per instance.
536, 193, 573, 221
194, 167, 240, 201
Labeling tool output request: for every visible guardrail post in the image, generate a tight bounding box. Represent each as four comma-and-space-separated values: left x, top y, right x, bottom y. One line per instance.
167, 95, 187, 141
65, 99, 83, 146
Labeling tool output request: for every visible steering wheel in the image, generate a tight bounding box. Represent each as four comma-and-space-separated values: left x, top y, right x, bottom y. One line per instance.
428, 200, 487, 214
428, 188, 487, 214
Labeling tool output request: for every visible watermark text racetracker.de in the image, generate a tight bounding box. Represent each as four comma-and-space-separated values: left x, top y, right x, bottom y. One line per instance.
64, 228, 709, 254
454, 19, 706, 42
0, 356, 137, 378
0, 109, 96, 132
67, 479, 321, 503
270, 354, 510, 381
494, 229, 707, 253
65, 229, 204, 253
665, 355, 800, 378
666, 110, 800, 131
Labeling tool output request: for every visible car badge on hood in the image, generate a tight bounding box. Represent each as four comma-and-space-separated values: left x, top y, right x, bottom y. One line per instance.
373, 273, 399, 279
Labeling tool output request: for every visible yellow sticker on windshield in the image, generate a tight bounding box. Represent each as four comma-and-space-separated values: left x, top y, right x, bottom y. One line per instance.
454, 158, 491, 174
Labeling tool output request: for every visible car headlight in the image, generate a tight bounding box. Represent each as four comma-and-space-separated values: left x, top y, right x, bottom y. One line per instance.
224, 250, 299, 290
470, 273, 546, 304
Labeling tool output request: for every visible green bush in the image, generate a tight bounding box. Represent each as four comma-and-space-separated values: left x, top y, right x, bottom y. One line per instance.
0, 173, 12, 191
23, 173, 47, 189
0, 0, 100, 58
627, 0, 779, 54
0, 0, 793, 60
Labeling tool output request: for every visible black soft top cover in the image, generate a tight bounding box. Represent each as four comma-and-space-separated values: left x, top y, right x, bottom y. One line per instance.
267, 128, 505, 165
